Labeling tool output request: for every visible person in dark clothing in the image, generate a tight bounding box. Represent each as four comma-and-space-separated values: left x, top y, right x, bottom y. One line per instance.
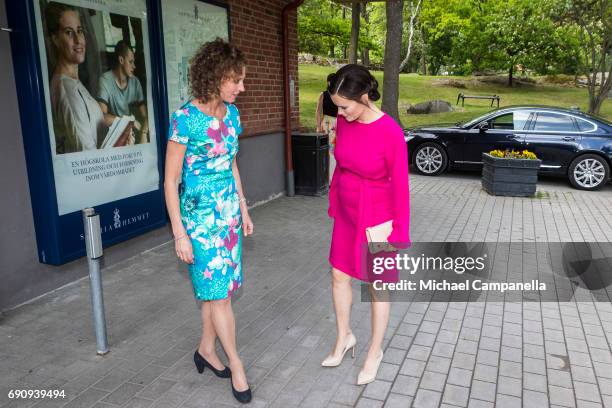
316, 73, 338, 146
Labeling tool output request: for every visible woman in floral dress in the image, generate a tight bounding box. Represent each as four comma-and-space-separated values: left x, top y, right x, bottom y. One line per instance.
164, 39, 253, 403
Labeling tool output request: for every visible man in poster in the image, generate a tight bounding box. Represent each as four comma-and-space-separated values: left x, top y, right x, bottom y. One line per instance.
97, 40, 150, 144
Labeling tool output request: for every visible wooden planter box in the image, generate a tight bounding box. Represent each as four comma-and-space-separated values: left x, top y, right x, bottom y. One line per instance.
481, 153, 542, 197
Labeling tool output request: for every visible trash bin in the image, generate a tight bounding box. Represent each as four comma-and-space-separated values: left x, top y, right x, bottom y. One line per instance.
292, 132, 329, 196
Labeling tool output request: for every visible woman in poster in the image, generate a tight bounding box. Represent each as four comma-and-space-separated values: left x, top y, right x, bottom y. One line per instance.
164, 39, 252, 403
46, 2, 108, 154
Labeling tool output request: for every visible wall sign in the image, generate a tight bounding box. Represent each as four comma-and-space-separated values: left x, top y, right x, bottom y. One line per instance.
161, 0, 229, 115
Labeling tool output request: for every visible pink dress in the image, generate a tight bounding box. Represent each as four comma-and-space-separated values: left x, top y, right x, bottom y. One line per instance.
328, 113, 411, 281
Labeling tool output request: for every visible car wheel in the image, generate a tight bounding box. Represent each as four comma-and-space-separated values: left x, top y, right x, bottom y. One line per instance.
568, 154, 610, 190
413, 142, 448, 176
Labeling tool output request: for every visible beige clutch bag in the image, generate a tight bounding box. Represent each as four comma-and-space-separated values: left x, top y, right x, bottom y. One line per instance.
366, 220, 393, 253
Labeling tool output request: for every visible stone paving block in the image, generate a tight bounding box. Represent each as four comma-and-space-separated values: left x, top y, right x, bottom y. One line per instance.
456, 339, 478, 355
389, 335, 413, 350
331, 383, 362, 405
355, 397, 384, 408
122, 397, 155, 408
442, 384, 469, 406
376, 363, 400, 383
414, 389, 442, 408
363, 380, 392, 401
547, 369, 573, 389
414, 332, 436, 347
549, 384, 577, 407
426, 355, 452, 375
382, 348, 405, 365
390, 374, 419, 396
470, 380, 496, 402
573, 381, 601, 403
102, 382, 144, 406
452, 352, 476, 370
57, 387, 108, 408
468, 398, 494, 408
523, 371, 548, 393
447, 366, 472, 388
136, 378, 177, 401
499, 360, 522, 379
432, 342, 455, 359
476, 349, 499, 366
419, 371, 447, 392
406, 345, 431, 362
92, 367, 137, 392
497, 375, 521, 397
383, 393, 413, 408
495, 393, 522, 408
129, 364, 168, 387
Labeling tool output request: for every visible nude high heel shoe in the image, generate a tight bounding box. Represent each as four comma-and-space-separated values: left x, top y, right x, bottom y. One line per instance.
357, 350, 383, 385
321, 333, 357, 367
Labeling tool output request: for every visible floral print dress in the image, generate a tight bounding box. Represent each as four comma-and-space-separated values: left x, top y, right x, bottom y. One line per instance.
168, 101, 243, 300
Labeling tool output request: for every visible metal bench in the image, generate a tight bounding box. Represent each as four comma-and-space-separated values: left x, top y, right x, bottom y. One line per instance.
456, 93, 500, 108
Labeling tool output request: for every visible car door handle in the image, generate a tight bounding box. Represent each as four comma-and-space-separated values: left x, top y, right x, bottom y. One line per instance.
562, 136, 576, 141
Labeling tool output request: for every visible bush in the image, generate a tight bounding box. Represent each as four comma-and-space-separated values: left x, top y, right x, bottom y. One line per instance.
489, 149, 538, 160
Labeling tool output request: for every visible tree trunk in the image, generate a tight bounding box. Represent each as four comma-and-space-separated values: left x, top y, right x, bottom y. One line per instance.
381, 0, 404, 125
342, 7, 347, 61
362, 4, 370, 68
589, 67, 612, 115
399, 0, 422, 72
420, 27, 428, 75
349, 2, 361, 64
508, 64, 513, 87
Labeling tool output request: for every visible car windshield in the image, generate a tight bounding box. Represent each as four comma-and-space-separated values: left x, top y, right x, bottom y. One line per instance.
461, 112, 495, 128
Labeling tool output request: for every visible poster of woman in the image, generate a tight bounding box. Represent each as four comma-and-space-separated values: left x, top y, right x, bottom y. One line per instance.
34, 0, 159, 215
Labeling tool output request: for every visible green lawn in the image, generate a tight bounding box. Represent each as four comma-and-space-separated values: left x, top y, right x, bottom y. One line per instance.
298, 64, 612, 129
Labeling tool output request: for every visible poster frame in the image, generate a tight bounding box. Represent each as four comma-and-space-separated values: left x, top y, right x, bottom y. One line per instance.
5, 0, 171, 265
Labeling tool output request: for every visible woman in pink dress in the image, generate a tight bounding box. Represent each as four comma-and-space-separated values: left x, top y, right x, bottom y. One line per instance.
321, 64, 410, 385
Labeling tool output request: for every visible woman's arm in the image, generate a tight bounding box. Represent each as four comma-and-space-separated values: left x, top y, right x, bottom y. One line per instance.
232, 158, 254, 236
164, 141, 193, 263
315, 92, 324, 132
386, 126, 411, 246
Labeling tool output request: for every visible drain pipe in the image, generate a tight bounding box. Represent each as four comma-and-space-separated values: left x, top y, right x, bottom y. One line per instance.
282, 0, 304, 197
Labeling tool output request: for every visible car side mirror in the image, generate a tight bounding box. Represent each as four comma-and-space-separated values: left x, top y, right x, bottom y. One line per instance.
478, 122, 489, 132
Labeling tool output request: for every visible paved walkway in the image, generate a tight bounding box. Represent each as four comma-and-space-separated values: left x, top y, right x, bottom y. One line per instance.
1, 172, 612, 408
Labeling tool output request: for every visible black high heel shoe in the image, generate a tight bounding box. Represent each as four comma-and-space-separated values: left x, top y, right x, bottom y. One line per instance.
193, 350, 231, 378
231, 374, 252, 404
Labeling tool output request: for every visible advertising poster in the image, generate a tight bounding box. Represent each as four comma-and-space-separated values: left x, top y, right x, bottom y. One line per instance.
33, 0, 159, 216
161, 0, 229, 115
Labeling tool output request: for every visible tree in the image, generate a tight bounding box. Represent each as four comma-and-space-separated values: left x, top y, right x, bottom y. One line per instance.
555, 0, 611, 114
349, 2, 361, 64
399, 0, 423, 72
381, 0, 404, 125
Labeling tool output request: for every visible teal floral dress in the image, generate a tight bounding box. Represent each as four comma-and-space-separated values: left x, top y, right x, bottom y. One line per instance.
168, 101, 243, 300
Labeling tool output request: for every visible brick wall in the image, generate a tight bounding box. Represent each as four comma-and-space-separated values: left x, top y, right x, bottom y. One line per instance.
228, 0, 300, 137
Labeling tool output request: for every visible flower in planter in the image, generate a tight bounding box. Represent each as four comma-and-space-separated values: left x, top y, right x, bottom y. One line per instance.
489, 149, 538, 160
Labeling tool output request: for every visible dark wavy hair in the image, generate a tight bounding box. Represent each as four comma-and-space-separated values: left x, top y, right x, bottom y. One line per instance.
189, 38, 246, 103
327, 64, 380, 103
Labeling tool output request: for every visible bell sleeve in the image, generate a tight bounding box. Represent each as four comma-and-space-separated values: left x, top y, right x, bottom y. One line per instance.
385, 124, 411, 246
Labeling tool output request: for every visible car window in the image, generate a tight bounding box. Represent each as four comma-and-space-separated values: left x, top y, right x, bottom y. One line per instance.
533, 112, 577, 132
490, 111, 529, 130
575, 118, 596, 132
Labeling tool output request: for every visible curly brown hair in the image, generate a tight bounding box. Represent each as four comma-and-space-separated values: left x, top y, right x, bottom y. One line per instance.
189, 38, 246, 103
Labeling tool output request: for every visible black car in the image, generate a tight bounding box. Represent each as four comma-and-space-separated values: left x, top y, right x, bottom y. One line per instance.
405, 106, 612, 190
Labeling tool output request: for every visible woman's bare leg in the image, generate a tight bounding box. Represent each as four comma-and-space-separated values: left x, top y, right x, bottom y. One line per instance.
329, 267, 353, 356
362, 285, 390, 371
210, 297, 248, 391
197, 301, 225, 369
